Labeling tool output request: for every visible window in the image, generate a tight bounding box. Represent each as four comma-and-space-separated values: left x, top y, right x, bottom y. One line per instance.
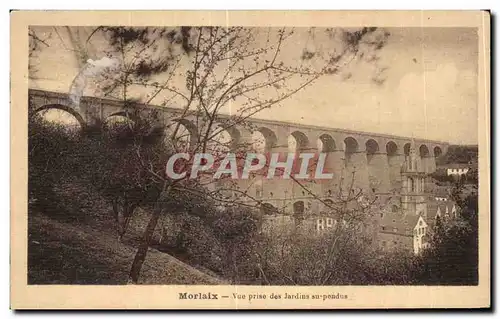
393, 241, 398, 245
381, 241, 386, 246
392, 205, 398, 212
419, 220, 423, 226
393, 227, 398, 233
269, 192, 273, 197
255, 179, 263, 198
317, 219, 325, 231
380, 213, 384, 218
392, 219, 396, 223
405, 227, 411, 235
326, 218, 333, 228
381, 226, 386, 231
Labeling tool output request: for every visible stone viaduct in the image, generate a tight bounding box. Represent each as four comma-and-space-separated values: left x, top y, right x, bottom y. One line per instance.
29, 89, 450, 215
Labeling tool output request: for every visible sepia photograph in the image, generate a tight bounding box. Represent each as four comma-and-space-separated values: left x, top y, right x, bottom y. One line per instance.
11, 10, 490, 309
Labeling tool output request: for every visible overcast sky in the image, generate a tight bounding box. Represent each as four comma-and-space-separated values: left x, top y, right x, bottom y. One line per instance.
30, 27, 478, 145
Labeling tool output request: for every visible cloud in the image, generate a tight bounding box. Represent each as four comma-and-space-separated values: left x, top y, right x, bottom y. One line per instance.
394, 63, 477, 143
85, 57, 120, 75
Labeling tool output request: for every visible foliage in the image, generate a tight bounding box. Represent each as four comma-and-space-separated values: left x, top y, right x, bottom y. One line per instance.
158, 205, 261, 283
28, 112, 82, 219
436, 145, 478, 166
429, 170, 458, 185
29, 111, 262, 284
415, 217, 478, 285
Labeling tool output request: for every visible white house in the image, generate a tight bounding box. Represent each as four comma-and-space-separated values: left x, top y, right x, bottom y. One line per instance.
446, 166, 470, 176
413, 216, 429, 255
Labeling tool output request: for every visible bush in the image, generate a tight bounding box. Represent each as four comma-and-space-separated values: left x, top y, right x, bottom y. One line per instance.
158, 206, 261, 283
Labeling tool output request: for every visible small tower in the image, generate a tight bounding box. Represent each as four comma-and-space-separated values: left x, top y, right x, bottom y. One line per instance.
401, 139, 427, 217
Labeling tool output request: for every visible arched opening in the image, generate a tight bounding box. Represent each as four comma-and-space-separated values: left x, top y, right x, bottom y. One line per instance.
293, 201, 305, 223
386, 141, 398, 157
102, 112, 138, 145
165, 119, 198, 151
419, 145, 430, 158
365, 139, 379, 163
386, 141, 400, 189
254, 179, 263, 198
106, 113, 135, 126
224, 126, 242, 151
251, 131, 266, 153
434, 146, 443, 158
260, 203, 278, 215
293, 201, 305, 212
252, 127, 277, 153
33, 104, 85, 129
344, 137, 358, 153
288, 131, 309, 152
317, 134, 336, 152
344, 137, 359, 165
403, 143, 411, 156
408, 177, 415, 192
209, 124, 233, 155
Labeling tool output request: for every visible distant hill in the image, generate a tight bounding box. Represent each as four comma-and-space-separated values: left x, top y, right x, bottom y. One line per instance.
437, 145, 478, 166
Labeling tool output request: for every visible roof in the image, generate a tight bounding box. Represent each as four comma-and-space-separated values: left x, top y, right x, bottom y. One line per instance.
432, 187, 451, 197
426, 200, 457, 226
439, 163, 472, 169
379, 212, 420, 237
421, 234, 430, 244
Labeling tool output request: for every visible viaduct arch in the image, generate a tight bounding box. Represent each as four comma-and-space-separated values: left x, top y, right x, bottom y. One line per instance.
30, 89, 449, 197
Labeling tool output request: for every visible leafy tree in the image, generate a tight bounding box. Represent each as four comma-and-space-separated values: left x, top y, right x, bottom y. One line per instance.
415, 189, 478, 285
28, 112, 80, 215
436, 145, 478, 166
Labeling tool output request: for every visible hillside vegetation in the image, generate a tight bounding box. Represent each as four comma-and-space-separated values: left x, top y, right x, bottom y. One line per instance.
436, 145, 478, 166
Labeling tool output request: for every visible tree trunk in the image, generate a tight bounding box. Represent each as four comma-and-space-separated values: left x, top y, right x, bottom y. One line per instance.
128, 184, 171, 284
117, 199, 126, 237
112, 198, 125, 239
120, 203, 137, 240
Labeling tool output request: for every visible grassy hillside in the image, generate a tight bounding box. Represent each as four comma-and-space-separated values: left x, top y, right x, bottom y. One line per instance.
28, 209, 224, 285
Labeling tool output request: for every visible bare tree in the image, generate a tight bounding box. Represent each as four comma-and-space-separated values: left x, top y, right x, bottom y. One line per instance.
76, 26, 390, 283
28, 28, 51, 79
253, 171, 379, 285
